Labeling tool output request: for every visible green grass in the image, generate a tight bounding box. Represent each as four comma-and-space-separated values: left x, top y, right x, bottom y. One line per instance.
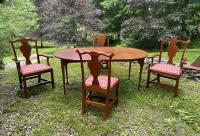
0, 44, 200, 135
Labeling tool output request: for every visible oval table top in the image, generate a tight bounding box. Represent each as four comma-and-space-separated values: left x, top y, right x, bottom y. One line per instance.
54, 47, 148, 61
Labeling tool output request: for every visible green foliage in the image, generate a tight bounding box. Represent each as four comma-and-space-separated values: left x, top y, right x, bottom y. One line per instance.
163, 118, 176, 128
0, 0, 5, 3
0, 0, 37, 69
99, 0, 128, 33
121, 0, 189, 49
185, 2, 200, 37
33, 0, 103, 46
93, 0, 200, 49
0, 0, 37, 37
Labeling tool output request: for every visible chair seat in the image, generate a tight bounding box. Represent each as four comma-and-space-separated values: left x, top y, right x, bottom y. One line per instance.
85, 75, 119, 90
150, 63, 182, 76
20, 63, 52, 76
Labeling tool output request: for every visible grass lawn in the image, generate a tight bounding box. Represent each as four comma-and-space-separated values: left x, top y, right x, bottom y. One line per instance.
0, 44, 200, 135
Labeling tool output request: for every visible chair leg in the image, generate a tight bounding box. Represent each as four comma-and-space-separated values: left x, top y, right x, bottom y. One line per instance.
146, 70, 150, 88
115, 83, 119, 105
88, 90, 92, 100
82, 89, 86, 114
23, 77, 28, 98
18, 73, 23, 89
103, 110, 109, 121
174, 77, 180, 97
157, 74, 160, 83
103, 93, 109, 120
38, 74, 41, 83
51, 70, 55, 89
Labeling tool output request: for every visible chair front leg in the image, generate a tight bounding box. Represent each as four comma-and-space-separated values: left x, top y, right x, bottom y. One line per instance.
51, 70, 55, 89
23, 77, 29, 98
38, 74, 41, 83
115, 83, 119, 105
82, 89, 86, 114
103, 92, 109, 120
157, 74, 160, 83
174, 77, 180, 97
18, 72, 23, 89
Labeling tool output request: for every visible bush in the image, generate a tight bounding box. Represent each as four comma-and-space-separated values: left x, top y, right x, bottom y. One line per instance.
0, 40, 7, 69
0, 0, 37, 69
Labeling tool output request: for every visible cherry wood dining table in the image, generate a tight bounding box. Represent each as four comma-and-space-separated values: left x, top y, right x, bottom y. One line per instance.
54, 47, 148, 95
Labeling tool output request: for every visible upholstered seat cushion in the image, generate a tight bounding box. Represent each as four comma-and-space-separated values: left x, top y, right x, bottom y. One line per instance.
85, 75, 119, 89
20, 63, 51, 75
150, 63, 182, 76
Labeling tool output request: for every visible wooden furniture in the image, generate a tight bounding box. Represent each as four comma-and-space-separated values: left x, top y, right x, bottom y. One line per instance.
93, 33, 134, 77
146, 38, 190, 97
10, 38, 55, 98
183, 56, 200, 80
93, 33, 111, 47
93, 33, 112, 69
184, 56, 200, 71
76, 50, 119, 120
54, 47, 147, 95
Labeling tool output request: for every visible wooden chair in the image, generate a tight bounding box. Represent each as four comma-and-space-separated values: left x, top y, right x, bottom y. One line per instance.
93, 33, 111, 47
10, 38, 55, 98
76, 50, 119, 120
93, 33, 111, 69
146, 38, 190, 97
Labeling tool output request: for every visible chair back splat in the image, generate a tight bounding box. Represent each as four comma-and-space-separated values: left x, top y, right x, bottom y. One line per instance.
76, 50, 114, 90
93, 33, 111, 47
159, 38, 190, 65
10, 38, 40, 65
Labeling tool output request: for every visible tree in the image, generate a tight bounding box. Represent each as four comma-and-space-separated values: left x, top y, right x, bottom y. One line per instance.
185, 1, 200, 38
0, 0, 37, 69
34, 0, 103, 46
92, 0, 129, 42
99, 0, 128, 33
0, 0, 5, 3
121, 0, 190, 49
0, 0, 5, 69
32, 0, 45, 48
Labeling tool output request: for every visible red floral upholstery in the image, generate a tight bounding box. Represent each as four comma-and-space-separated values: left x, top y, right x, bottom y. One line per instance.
20, 63, 51, 75
150, 63, 182, 76
85, 75, 119, 89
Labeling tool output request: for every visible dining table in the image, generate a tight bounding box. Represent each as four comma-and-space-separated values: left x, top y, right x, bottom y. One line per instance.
54, 47, 148, 95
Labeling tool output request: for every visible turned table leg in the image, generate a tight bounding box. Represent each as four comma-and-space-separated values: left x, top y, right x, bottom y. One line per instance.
128, 61, 132, 80
138, 59, 144, 90
65, 63, 69, 85
61, 59, 66, 95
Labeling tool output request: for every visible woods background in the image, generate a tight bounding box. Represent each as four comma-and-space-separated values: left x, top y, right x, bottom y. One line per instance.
0, 0, 200, 68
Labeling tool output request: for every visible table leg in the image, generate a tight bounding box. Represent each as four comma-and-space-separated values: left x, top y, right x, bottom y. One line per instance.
61, 59, 66, 95
138, 59, 144, 90
65, 63, 69, 85
128, 61, 132, 79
